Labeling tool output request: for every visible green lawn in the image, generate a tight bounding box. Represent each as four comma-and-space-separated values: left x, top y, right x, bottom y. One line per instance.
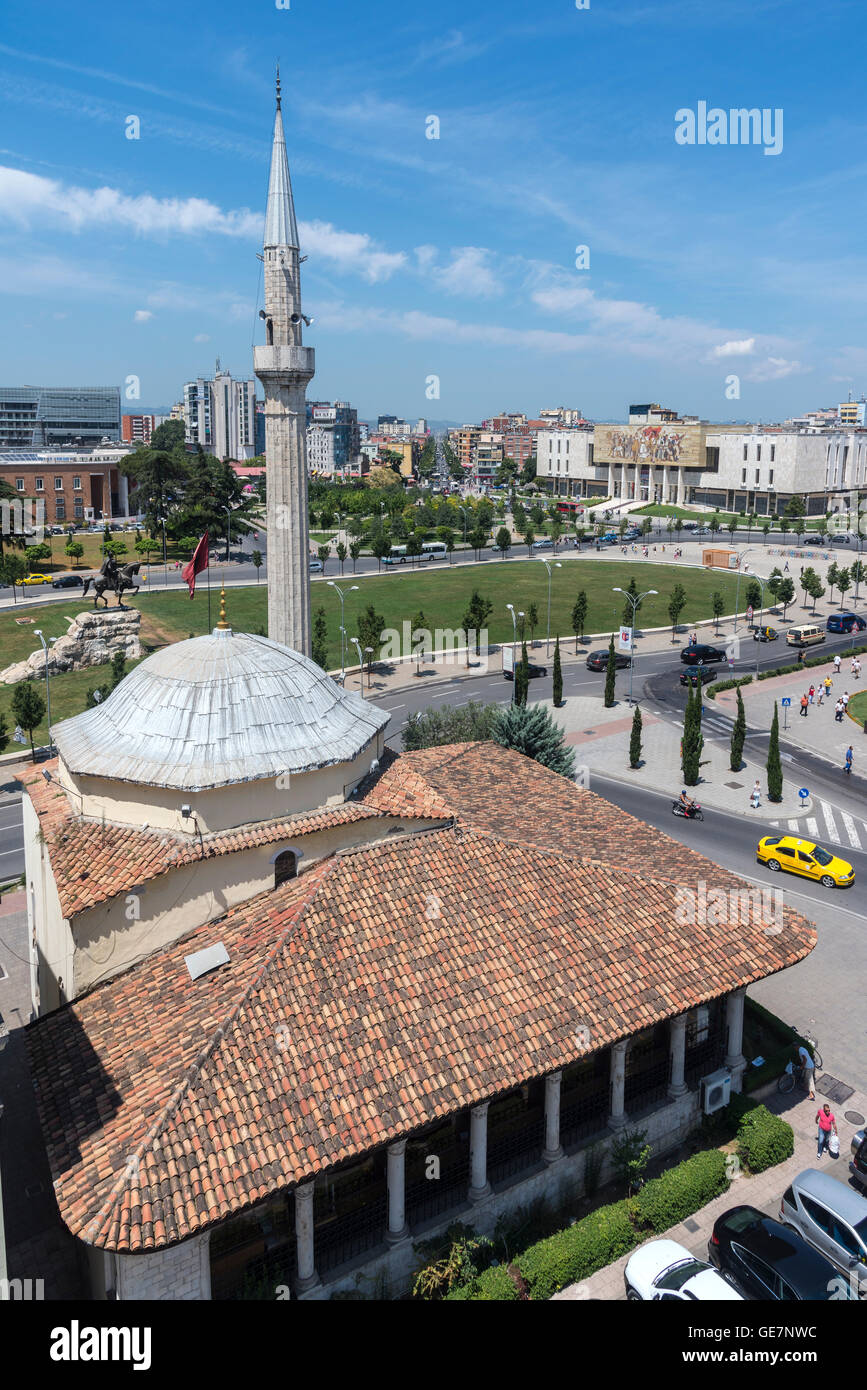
848, 690, 867, 728
0, 557, 746, 747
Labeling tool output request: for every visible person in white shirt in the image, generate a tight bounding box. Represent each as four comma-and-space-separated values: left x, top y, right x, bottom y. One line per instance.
798, 1044, 816, 1099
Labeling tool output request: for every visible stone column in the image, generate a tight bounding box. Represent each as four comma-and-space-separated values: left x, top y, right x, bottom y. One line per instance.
676, 467, 686, 505
620, 462, 628, 500
646, 463, 654, 503
386, 1139, 409, 1244
668, 1014, 689, 1099
608, 1041, 628, 1130
294, 1181, 320, 1293
608, 462, 616, 497
543, 1071, 563, 1163
468, 1102, 492, 1202
725, 988, 747, 1091
662, 465, 669, 504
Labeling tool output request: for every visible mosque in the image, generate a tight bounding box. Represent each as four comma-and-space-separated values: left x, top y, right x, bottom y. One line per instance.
20, 81, 816, 1302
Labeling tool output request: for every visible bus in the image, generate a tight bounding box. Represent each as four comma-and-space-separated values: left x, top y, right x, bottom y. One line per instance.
382, 545, 408, 565
421, 541, 448, 560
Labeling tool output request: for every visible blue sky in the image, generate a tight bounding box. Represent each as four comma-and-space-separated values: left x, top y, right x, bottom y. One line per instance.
2, 0, 866, 424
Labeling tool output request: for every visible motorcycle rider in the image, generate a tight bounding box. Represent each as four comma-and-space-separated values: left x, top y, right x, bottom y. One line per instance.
679, 788, 697, 816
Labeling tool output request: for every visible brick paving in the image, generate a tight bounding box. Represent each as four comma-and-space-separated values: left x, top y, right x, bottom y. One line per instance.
555, 1079, 867, 1300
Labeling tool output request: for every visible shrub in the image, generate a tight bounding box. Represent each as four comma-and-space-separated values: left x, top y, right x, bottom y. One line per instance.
737, 1105, 794, 1174
445, 1263, 520, 1301
516, 1199, 637, 1301
634, 1150, 729, 1234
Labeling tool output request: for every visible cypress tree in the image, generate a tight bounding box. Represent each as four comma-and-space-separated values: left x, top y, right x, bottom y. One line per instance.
730, 685, 746, 771
603, 634, 617, 708
515, 640, 530, 707
682, 682, 704, 786
629, 705, 643, 769
552, 635, 563, 707
767, 700, 783, 802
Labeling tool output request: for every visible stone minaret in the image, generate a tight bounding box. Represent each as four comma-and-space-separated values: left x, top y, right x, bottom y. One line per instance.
253, 68, 315, 654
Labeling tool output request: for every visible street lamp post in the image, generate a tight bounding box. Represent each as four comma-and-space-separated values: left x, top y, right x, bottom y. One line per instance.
751, 577, 769, 676
505, 603, 524, 704
538, 557, 562, 656
734, 548, 755, 634
612, 587, 657, 706
33, 629, 56, 755
224, 506, 232, 564
350, 637, 373, 694
328, 580, 359, 683
158, 515, 168, 590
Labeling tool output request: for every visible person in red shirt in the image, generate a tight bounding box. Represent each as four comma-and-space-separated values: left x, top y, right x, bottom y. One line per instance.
816, 1103, 837, 1159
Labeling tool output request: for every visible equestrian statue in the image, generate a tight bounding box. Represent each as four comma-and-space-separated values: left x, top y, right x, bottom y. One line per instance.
81, 553, 142, 608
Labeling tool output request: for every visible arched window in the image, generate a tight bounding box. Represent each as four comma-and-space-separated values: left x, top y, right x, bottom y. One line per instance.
274, 850, 297, 888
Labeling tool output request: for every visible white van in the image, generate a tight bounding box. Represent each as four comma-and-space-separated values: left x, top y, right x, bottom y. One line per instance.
786, 625, 826, 649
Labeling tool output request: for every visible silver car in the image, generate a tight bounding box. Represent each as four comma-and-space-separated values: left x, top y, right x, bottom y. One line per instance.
780, 1169, 867, 1295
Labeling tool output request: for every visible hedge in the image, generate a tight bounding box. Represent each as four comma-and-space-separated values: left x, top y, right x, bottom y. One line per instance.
445, 1263, 520, 1301
707, 675, 753, 699
737, 1104, 794, 1174
634, 1149, 729, 1234
708, 642, 867, 699
516, 1198, 636, 1302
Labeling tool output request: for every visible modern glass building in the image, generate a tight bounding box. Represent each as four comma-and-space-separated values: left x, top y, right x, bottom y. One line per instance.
0, 386, 121, 448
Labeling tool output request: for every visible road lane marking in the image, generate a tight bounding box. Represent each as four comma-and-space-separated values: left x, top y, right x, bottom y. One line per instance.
841, 811, 862, 850
819, 799, 839, 844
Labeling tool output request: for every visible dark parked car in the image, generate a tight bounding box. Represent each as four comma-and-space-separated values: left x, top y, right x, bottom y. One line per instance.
680, 664, 719, 687
827, 612, 866, 634
51, 574, 84, 589
708, 1206, 856, 1300
504, 660, 547, 681
679, 643, 727, 664
586, 650, 631, 672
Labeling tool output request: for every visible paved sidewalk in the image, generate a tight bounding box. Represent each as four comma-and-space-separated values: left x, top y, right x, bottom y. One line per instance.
555, 1080, 867, 1301
553, 692, 814, 818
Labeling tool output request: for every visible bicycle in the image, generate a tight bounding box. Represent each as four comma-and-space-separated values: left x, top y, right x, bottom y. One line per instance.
778, 1064, 804, 1094
800, 1029, 823, 1069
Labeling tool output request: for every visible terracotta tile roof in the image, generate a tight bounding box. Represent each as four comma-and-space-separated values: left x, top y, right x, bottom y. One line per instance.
18, 761, 383, 918
28, 801, 816, 1253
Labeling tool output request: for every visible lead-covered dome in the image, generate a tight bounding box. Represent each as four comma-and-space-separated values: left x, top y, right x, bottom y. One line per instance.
51, 628, 389, 791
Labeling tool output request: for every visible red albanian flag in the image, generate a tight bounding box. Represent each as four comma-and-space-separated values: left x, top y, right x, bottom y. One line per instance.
181, 530, 209, 598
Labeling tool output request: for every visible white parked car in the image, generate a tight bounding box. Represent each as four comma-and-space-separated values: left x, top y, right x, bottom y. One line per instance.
309, 558, 323, 573
624, 1239, 744, 1301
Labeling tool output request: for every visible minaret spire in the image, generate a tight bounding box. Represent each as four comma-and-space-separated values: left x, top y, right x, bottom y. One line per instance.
253, 75, 315, 656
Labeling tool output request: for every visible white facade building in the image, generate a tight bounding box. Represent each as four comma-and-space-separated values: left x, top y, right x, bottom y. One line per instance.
184, 369, 257, 461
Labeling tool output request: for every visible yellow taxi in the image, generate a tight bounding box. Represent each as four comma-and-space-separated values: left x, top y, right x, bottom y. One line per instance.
756, 835, 854, 888
21, 572, 52, 585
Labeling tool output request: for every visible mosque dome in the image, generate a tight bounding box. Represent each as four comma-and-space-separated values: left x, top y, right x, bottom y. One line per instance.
51, 627, 390, 792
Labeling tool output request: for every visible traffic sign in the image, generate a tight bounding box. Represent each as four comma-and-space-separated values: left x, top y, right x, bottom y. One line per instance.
746, 604, 754, 621
798, 787, 809, 800
781, 697, 791, 707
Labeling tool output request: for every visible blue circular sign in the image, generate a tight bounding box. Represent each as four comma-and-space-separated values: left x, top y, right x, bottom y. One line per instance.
798, 787, 809, 799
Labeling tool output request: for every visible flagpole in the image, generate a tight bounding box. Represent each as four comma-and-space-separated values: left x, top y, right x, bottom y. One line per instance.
207, 539, 211, 632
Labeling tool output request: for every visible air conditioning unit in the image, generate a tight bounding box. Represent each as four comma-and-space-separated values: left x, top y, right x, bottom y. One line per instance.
84, 507, 95, 520
701, 1068, 732, 1115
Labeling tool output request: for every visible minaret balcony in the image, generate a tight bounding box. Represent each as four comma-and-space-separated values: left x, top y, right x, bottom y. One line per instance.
254, 344, 315, 383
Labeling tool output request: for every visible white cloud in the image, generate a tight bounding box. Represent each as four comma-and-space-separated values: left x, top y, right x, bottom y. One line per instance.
194, 332, 210, 342
713, 338, 755, 357
417, 246, 503, 298
134, 309, 153, 322
746, 357, 808, 382
300, 218, 406, 282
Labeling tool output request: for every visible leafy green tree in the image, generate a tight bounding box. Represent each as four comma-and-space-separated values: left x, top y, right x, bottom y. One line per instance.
777, 576, 795, 618
851, 559, 865, 600
745, 578, 762, 617
767, 567, 783, 605
571, 591, 588, 651
514, 641, 530, 706
762, 520, 771, 538
767, 701, 783, 802
402, 701, 501, 751
370, 535, 392, 571
335, 541, 347, 575
492, 702, 575, 777
604, 634, 617, 708
468, 525, 486, 560
710, 590, 725, 633
800, 566, 818, 608
826, 562, 839, 604
251, 549, 263, 583
730, 686, 746, 771
356, 603, 385, 671
12, 680, 46, 762
65, 540, 84, 568
807, 572, 825, 614
620, 576, 641, 627
836, 566, 851, 607
668, 583, 687, 640
25, 542, 51, 571
349, 540, 362, 573
527, 602, 539, 645
709, 514, 721, 537
552, 635, 563, 706
311, 607, 329, 670
411, 610, 428, 674
495, 526, 511, 558
0, 552, 27, 600
611, 1127, 651, 1197
317, 543, 330, 571
523, 528, 536, 556
0, 710, 7, 756
462, 590, 492, 661
629, 706, 643, 769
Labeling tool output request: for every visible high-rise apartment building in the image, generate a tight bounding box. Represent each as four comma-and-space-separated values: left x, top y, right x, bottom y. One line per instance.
307, 401, 361, 477
0, 386, 120, 449
184, 367, 258, 460
121, 413, 164, 446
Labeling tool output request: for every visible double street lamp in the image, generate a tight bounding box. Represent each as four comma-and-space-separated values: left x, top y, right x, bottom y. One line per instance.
506, 602, 525, 704
33, 629, 57, 755
537, 557, 562, 656
350, 636, 374, 694
328, 580, 359, 682
733, 548, 756, 634
612, 587, 657, 706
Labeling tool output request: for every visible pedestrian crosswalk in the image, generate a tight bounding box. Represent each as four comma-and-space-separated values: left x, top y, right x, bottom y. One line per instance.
768, 798, 867, 852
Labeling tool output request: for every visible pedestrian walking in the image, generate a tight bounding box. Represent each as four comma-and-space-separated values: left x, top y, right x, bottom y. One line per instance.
798, 649, 806, 666
843, 690, 850, 711
851, 658, 858, 678
784, 561, 790, 572
817, 686, 825, 706
750, 780, 761, 808
823, 675, 833, 697
844, 746, 853, 775
816, 1103, 838, 1159
797, 1044, 816, 1100
834, 653, 841, 673
800, 693, 809, 717
808, 684, 815, 705
835, 699, 845, 722
800, 566, 804, 579
854, 658, 862, 680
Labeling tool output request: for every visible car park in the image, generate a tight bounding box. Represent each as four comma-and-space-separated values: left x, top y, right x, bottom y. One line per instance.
51, 574, 84, 589
679, 643, 727, 664
780, 1170, 867, 1292
756, 834, 854, 888
827, 612, 866, 634
586, 649, 631, 672
503, 660, 547, 681
708, 1205, 854, 1300
680, 665, 719, 687
624, 1239, 744, 1301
